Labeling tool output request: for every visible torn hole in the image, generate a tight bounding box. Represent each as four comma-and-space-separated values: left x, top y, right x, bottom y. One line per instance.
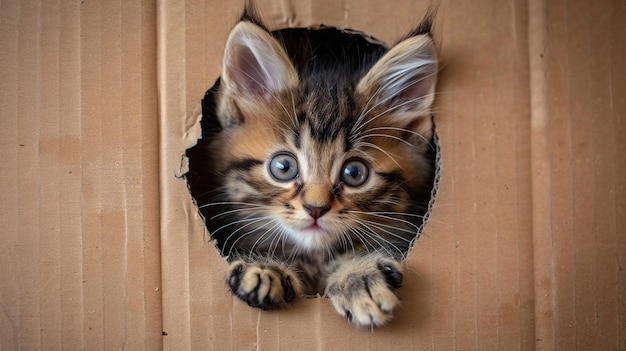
183, 24, 440, 298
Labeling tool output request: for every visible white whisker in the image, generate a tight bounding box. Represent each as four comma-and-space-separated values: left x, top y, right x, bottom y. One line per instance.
199, 201, 267, 210
356, 126, 434, 148
348, 210, 425, 226
221, 216, 275, 254
354, 141, 401, 167
354, 133, 416, 148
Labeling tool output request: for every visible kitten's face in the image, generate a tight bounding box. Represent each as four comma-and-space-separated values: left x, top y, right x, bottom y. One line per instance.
203, 21, 437, 257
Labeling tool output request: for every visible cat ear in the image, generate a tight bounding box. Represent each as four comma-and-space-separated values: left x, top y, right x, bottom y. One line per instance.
356, 35, 438, 125
222, 21, 298, 101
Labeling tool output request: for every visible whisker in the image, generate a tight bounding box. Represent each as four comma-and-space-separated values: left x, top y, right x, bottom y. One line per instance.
352, 85, 385, 133
250, 221, 281, 254
221, 216, 275, 252
210, 206, 269, 220
348, 210, 427, 226
350, 224, 404, 258
353, 141, 401, 167
366, 210, 450, 227
210, 215, 259, 236
199, 201, 267, 210
346, 220, 381, 252
339, 228, 356, 256
354, 133, 416, 148
227, 221, 275, 259
355, 218, 416, 237
289, 89, 300, 129
356, 126, 434, 149
349, 216, 414, 243
266, 224, 287, 258
352, 93, 435, 138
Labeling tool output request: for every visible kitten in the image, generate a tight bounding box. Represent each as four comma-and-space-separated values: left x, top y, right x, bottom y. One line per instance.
186, 3, 438, 328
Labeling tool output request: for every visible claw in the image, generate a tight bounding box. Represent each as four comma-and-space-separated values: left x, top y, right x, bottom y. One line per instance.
378, 263, 403, 289
283, 276, 296, 301
228, 264, 243, 291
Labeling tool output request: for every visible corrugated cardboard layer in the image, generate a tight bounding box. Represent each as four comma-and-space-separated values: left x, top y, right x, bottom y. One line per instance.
0, 0, 161, 349
1, 0, 625, 349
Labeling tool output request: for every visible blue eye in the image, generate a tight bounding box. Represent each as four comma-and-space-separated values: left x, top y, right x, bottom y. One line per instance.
340, 159, 369, 187
268, 153, 299, 181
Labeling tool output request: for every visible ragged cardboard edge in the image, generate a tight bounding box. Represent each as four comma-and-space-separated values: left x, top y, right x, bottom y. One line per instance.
176, 105, 215, 246
310, 24, 391, 49
179, 102, 217, 245
177, 103, 203, 178
406, 118, 442, 260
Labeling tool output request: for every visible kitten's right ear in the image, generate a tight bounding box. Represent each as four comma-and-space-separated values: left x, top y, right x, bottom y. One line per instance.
222, 21, 298, 102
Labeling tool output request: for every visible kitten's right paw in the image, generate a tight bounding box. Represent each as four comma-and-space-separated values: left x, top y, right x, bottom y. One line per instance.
227, 260, 300, 310
325, 257, 403, 328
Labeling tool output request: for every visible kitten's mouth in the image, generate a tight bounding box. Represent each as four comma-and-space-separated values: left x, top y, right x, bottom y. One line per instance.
308, 222, 322, 230
288, 217, 330, 236
302, 219, 325, 232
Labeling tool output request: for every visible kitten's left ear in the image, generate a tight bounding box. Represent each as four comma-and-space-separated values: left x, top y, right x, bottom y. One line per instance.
357, 35, 438, 125
222, 21, 298, 101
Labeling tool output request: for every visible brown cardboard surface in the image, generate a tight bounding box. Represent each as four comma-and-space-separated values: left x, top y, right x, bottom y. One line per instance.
529, 1, 626, 349
0, 0, 161, 349
1, 0, 625, 350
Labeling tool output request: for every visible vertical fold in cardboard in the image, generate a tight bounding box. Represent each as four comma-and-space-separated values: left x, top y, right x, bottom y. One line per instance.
157, 0, 236, 349
156, 0, 192, 347
528, 0, 553, 347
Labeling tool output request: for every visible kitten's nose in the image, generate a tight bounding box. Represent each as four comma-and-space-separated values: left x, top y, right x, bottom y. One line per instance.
303, 204, 330, 219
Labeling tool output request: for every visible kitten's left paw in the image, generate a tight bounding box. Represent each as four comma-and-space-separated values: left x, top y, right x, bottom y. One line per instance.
325, 257, 403, 328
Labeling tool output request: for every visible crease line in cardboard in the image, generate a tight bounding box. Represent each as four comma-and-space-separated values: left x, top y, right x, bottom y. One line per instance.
527, 0, 554, 348
155, 0, 195, 348
16, 0, 46, 348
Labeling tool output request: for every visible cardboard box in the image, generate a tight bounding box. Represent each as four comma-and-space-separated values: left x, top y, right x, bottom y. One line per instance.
1, 0, 624, 349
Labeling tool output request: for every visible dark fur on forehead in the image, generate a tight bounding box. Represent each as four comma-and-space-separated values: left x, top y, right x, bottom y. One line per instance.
297, 80, 357, 144
273, 27, 388, 81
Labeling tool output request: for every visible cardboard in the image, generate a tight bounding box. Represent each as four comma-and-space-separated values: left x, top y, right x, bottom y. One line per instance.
1, 0, 625, 349
0, 0, 161, 349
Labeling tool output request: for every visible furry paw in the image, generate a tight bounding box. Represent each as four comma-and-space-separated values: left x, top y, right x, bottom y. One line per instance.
325, 257, 403, 327
227, 260, 300, 310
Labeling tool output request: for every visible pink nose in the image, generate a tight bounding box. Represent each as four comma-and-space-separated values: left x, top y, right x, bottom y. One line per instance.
303, 204, 330, 219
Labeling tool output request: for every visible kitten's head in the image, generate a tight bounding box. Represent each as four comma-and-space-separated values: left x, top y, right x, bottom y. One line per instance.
191, 12, 438, 259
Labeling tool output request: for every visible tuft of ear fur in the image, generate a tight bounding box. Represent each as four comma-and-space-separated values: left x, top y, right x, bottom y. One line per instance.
238, 1, 269, 31
222, 21, 298, 102
356, 34, 438, 129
